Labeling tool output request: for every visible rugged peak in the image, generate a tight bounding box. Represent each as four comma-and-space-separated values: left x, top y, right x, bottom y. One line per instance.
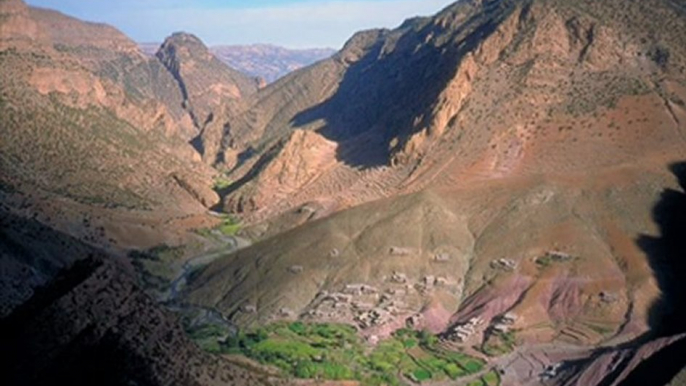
337, 28, 389, 64
156, 31, 260, 160
215, 0, 686, 222
0, 0, 46, 45
0, 0, 27, 13
168, 31, 204, 42
157, 32, 211, 69
159, 31, 209, 56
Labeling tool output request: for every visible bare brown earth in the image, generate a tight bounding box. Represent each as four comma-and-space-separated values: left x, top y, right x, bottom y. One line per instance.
188, 167, 672, 338
2, 0, 686, 385
213, 0, 686, 226
0, 0, 263, 333
156, 32, 262, 164
183, 0, 686, 384
0, 0, 261, 256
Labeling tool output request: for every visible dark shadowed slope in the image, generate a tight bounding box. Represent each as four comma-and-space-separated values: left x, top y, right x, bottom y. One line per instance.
638, 162, 686, 336
0, 257, 285, 386
559, 163, 686, 386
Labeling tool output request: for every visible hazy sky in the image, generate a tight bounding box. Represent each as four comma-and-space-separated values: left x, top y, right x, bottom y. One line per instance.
25, 0, 456, 49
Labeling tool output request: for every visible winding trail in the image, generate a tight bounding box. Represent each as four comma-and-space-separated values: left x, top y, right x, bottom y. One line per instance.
168, 235, 251, 301
163, 234, 252, 328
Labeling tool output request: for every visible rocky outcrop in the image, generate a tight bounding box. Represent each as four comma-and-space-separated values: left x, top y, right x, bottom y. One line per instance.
214, 0, 686, 226
156, 32, 259, 132
170, 172, 220, 208
0, 0, 47, 45
0, 0, 224, 257
223, 129, 338, 213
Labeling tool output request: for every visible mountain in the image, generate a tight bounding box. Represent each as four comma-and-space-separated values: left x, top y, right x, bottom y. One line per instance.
213, 0, 686, 223
210, 44, 336, 83
0, 0, 267, 258
0, 204, 100, 317
3, 0, 686, 384
156, 33, 261, 131
141, 43, 337, 85
182, 0, 686, 384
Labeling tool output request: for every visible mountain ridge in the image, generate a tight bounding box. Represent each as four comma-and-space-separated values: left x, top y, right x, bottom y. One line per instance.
210, 0, 686, 224
2, 0, 686, 384
140, 42, 336, 83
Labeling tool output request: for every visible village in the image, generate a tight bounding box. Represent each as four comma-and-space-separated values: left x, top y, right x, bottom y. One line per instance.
237, 248, 584, 343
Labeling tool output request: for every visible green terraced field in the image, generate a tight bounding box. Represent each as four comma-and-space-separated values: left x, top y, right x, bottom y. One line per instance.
187, 322, 492, 385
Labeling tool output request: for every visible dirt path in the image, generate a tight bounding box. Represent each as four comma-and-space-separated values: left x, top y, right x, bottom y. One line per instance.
167, 234, 251, 301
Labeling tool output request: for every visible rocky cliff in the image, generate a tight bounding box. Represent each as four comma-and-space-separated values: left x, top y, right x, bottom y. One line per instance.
0, 0, 243, 254
214, 0, 686, 225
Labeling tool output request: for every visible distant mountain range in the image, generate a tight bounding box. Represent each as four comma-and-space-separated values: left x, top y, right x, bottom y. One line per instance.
139, 42, 336, 83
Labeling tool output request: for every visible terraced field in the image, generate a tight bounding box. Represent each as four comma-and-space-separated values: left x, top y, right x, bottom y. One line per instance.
186, 321, 497, 385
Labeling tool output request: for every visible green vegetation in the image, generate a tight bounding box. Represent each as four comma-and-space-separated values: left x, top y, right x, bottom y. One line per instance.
188, 322, 487, 385
535, 253, 573, 268
586, 323, 615, 336
213, 176, 233, 191
464, 370, 501, 386
558, 73, 651, 117
483, 370, 501, 386
482, 331, 517, 357
195, 214, 242, 238
218, 216, 241, 236
535, 255, 554, 268
187, 324, 231, 353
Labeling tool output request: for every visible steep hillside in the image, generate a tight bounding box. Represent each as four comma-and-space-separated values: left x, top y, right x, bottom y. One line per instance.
188, 165, 669, 335
184, 0, 686, 384
156, 33, 260, 132
213, 0, 686, 226
0, 204, 100, 317
187, 161, 686, 385
0, 0, 235, 255
2, 0, 686, 384
0, 257, 285, 386
25, 4, 197, 139
154, 33, 262, 164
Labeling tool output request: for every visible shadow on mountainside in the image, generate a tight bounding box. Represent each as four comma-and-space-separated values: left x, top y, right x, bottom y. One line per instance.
613, 162, 686, 386
559, 162, 686, 386
637, 161, 686, 337
290, 0, 521, 169
0, 256, 271, 386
